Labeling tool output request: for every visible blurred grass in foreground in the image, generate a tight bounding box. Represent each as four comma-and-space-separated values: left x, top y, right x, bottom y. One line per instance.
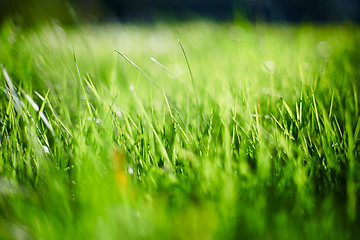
0, 20, 360, 239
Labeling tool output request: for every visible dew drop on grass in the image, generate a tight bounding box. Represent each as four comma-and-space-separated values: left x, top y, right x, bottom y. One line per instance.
113, 105, 124, 118
43, 146, 50, 154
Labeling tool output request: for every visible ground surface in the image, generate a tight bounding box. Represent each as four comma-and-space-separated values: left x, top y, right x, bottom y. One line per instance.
0, 21, 360, 239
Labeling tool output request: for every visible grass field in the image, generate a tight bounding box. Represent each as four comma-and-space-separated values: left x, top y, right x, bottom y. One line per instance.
0, 20, 360, 239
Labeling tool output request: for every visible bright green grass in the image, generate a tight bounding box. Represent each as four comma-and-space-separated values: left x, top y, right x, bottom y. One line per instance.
0, 20, 359, 239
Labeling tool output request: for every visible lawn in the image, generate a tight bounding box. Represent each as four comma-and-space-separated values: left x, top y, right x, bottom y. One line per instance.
0, 20, 359, 239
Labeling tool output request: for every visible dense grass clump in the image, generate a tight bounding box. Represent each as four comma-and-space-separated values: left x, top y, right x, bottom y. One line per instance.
0, 21, 359, 239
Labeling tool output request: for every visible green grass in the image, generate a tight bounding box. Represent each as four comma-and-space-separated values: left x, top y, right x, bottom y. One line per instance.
0, 20, 359, 239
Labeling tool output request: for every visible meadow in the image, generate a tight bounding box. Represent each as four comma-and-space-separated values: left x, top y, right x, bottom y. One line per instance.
0, 20, 359, 239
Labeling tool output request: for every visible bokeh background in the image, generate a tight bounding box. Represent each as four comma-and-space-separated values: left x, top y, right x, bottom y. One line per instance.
1, 0, 359, 26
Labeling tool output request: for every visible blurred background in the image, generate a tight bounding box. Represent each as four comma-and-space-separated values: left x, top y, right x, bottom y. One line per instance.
0, 0, 359, 26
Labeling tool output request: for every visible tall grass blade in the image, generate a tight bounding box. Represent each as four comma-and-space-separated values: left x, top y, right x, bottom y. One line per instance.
177, 40, 199, 109
115, 50, 161, 90
150, 57, 191, 92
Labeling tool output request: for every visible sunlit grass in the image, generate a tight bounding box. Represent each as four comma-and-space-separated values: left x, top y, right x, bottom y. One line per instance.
0, 20, 359, 239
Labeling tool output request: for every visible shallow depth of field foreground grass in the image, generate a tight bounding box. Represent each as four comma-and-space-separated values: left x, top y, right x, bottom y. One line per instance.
0, 20, 359, 239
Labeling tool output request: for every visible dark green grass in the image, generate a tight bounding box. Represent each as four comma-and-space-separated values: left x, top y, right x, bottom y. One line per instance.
0, 20, 360, 239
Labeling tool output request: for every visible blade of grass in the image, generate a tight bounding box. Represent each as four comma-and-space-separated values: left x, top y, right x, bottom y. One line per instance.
150, 57, 191, 92
114, 50, 161, 90
178, 40, 199, 109
73, 49, 93, 118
